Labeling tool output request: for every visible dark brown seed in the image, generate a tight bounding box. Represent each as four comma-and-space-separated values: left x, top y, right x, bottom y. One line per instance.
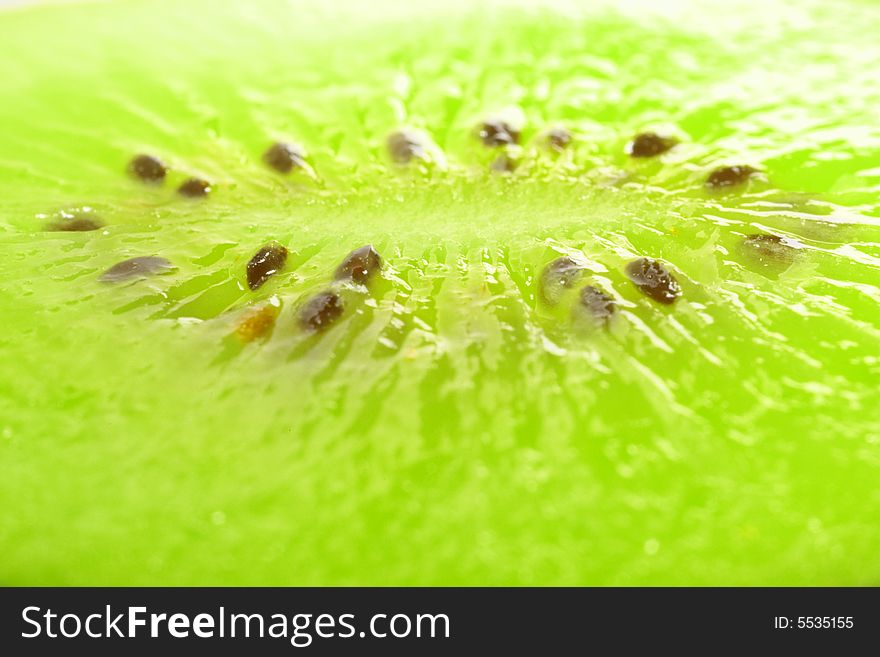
263, 142, 305, 174
46, 216, 104, 232
387, 130, 426, 163
177, 178, 212, 198
61, 218, 101, 231
627, 132, 677, 158
299, 291, 344, 332
478, 120, 520, 147
625, 258, 681, 305
100, 256, 173, 283
334, 245, 382, 285
246, 242, 288, 291
740, 233, 797, 270
490, 153, 518, 173
540, 256, 585, 305
546, 127, 572, 152
46, 211, 104, 233
579, 285, 617, 324
706, 165, 759, 189
128, 154, 167, 183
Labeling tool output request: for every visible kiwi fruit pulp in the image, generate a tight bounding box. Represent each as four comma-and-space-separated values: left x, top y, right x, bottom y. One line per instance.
1, 0, 879, 586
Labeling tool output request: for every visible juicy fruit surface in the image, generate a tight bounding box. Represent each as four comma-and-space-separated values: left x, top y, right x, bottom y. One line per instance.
1, 0, 880, 585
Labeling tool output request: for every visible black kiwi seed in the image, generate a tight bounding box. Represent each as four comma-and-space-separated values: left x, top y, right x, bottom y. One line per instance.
627, 132, 677, 158
540, 256, 585, 305
740, 233, 797, 270
128, 154, 167, 183
299, 291, 344, 332
387, 130, 426, 164
546, 127, 572, 151
246, 242, 288, 290
100, 256, 173, 283
706, 165, 759, 189
625, 258, 681, 305
177, 178, 212, 198
45, 210, 104, 232
263, 141, 305, 174
478, 120, 520, 147
579, 285, 617, 324
334, 245, 382, 285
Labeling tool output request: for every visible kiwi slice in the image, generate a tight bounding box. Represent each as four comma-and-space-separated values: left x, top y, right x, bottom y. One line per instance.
1, 0, 879, 586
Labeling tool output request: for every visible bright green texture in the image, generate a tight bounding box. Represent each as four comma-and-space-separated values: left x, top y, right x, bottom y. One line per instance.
1, 0, 879, 585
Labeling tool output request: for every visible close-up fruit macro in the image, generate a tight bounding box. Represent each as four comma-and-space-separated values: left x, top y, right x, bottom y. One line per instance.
1, 0, 879, 587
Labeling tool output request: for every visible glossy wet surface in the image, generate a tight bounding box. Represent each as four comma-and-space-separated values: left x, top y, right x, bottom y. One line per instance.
1, 0, 879, 587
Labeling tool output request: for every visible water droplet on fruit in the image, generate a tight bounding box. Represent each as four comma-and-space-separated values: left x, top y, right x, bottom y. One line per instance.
627, 132, 677, 158
100, 256, 173, 282
478, 120, 520, 147
178, 177, 212, 198
128, 154, 167, 183
578, 285, 617, 324
299, 291, 344, 331
387, 130, 426, 163
263, 141, 305, 174
540, 256, 584, 305
625, 257, 681, 304
246, 242, 288, 290
706, 165, 759, 189
334, 245, 382, 285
